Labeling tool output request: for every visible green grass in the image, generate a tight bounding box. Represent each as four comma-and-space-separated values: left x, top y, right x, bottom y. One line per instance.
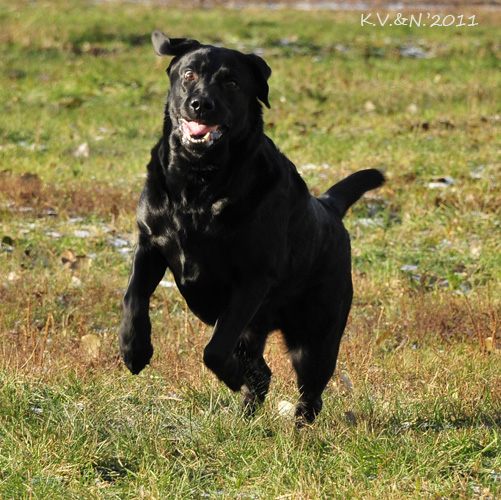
0, 1, 500, 498
1, 356, 499, 499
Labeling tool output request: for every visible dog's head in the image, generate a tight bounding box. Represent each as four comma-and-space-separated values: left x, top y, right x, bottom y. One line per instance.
152, 31, 271, 156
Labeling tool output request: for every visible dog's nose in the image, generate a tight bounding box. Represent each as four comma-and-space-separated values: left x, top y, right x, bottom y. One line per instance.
190, 95, 215, 115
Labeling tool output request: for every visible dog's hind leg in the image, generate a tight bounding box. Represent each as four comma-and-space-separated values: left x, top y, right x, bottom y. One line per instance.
286, 296, 351, 426
291, 340, 341, 426
234, 328, 272, 415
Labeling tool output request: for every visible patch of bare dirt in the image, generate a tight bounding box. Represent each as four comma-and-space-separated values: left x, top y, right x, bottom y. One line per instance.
0, 171, 137, 218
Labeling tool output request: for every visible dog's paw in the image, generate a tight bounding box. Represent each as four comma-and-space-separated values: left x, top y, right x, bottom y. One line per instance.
241, 384, 261, 417
119, 339, 154, 375
294, 399, 322, 428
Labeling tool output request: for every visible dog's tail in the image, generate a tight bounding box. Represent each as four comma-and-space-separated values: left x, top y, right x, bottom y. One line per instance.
321, 169, 385, 218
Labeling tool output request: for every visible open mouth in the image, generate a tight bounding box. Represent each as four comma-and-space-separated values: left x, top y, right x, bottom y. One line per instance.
179, 118, 224, 148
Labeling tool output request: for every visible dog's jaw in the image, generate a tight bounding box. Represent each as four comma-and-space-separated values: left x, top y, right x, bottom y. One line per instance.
179, 118, 226, 150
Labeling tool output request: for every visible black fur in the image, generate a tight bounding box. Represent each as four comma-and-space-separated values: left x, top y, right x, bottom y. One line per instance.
119, 31, 385, 425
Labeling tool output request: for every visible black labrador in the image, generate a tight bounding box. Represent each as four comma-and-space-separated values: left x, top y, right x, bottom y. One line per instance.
119, 31, 385, 425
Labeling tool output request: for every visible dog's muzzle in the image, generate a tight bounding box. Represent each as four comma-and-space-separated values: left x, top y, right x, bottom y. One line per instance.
179, 118, 224, 148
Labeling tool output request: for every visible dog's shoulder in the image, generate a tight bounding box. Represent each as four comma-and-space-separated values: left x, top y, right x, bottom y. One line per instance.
134, 140, 170, 233
140, 140, 168, 202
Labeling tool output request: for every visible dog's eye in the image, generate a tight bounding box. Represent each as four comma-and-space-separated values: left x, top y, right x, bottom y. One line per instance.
184, 70, 196, 81
225, 80, 239, 89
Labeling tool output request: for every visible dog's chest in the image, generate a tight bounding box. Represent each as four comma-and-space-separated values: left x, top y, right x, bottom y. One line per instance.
167, 194, 231, 233
157, 198, 234, 284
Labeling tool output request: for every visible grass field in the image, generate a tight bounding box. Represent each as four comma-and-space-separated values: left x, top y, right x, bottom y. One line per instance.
0, 1, 500, 498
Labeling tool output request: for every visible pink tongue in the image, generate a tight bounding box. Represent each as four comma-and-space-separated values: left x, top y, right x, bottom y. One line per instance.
185, 121, 218, 136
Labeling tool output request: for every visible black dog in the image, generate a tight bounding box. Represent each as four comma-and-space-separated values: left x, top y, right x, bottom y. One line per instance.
119, 31, 384, 425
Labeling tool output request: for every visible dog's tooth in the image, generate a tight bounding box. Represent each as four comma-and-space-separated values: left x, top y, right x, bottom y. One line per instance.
179, 121, 222, 147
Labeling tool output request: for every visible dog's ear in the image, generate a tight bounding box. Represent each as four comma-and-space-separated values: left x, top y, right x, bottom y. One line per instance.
246, 54, 272, 109
152, 30, 201, 58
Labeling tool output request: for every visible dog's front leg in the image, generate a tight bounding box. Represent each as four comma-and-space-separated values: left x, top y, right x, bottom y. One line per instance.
203, 286, 268, 392
119, 243, 168, 374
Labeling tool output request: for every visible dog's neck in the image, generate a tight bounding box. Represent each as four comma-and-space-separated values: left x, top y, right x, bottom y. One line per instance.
151, 108, 269, 212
